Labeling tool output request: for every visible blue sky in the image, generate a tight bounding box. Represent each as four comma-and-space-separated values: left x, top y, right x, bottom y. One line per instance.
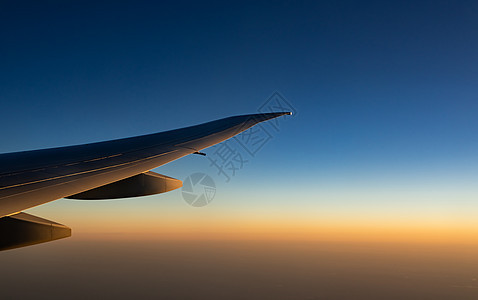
1, 0, 478, 237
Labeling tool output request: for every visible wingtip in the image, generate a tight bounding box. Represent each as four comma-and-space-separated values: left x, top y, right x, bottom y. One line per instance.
223, 111, 292, 127
274, 111, 292, 116
257, 111, 292, 120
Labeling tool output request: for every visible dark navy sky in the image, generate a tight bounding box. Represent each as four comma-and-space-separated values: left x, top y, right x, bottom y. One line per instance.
1, 1, 478, 208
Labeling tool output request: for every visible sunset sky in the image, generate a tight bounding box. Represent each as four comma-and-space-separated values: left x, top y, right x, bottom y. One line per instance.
1, 1, 478, 298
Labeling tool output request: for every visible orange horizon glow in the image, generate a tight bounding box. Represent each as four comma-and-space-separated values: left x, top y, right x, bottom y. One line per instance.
68, 218, 478, 244
28, 191, 478, 245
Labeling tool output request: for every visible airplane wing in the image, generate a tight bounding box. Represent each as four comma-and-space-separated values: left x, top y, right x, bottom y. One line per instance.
0, 112, 290, 250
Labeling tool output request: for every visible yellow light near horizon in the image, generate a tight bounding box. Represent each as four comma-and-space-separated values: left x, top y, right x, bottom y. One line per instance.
69, 216, 478, 245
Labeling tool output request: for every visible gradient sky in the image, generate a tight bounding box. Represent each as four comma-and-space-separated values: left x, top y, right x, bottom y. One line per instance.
3, 1, 478, 299
1, 0, 478, 243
